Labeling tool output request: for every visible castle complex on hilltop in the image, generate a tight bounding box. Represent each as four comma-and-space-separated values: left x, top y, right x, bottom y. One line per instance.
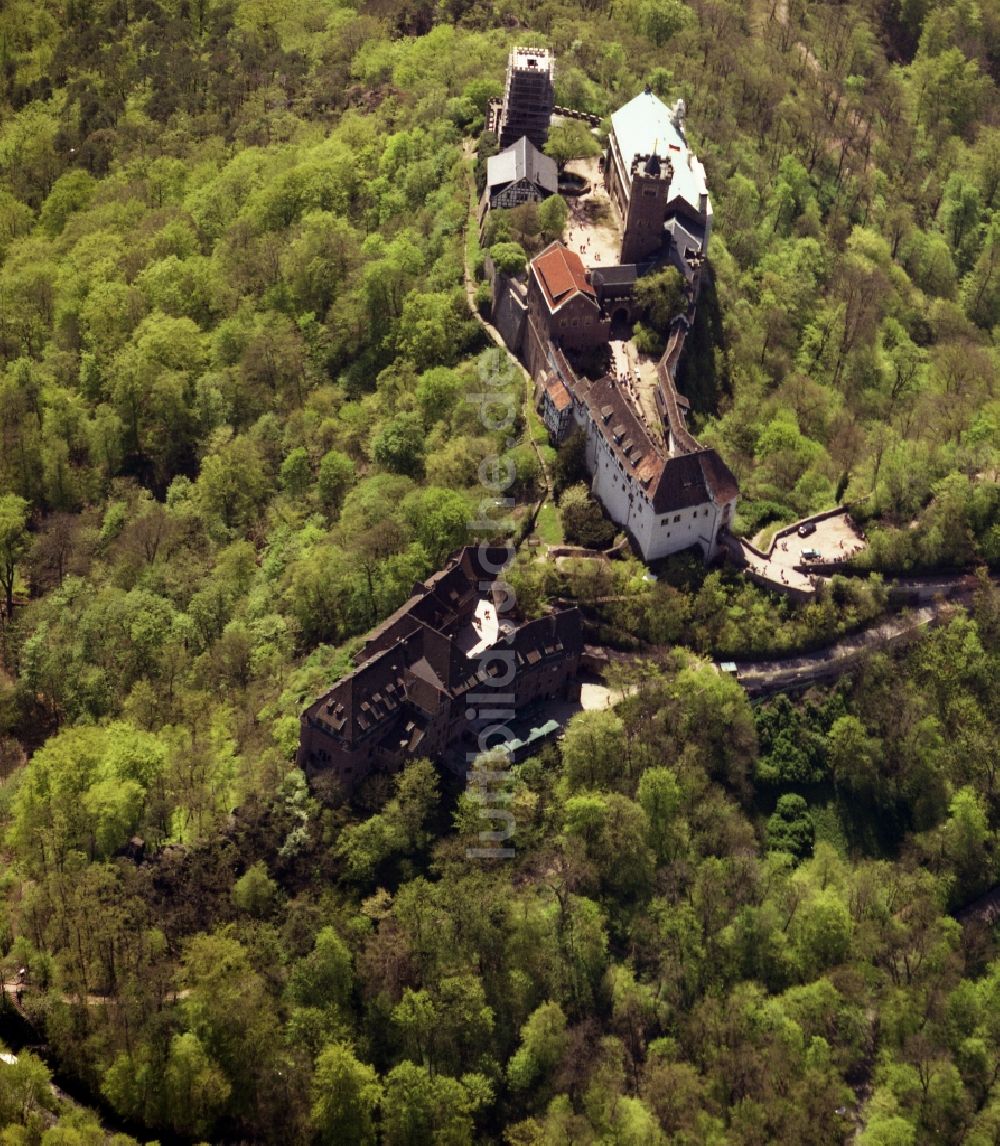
485, 50, 737, 563
298, 51, 739, 796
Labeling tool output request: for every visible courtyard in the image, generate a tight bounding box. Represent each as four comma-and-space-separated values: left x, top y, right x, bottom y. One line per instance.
562, 155, 623, 268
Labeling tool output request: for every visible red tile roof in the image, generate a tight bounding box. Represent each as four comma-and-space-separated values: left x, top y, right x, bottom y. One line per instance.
545, 376, 573, 412
532, 242, 596, 312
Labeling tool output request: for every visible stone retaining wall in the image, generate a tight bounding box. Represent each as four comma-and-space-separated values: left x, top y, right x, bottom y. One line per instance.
547, 537, 630, 560
741, 567, 815, 604
767, 505, 855, 557
552, 106, 603, 126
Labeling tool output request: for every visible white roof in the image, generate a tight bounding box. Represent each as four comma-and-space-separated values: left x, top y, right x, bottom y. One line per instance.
669, 154, 711, 216
455, 598, 501, 657
511, 47, 553, 73
611, 90, 711, 217
487, 149, 517, 188
610, 90, 685, 164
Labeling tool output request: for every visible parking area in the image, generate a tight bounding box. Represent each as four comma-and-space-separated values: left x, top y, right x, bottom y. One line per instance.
731, 511, 868, 594
770, 512, 867, 571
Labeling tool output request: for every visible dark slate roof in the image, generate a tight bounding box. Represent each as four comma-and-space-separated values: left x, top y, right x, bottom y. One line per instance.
378, 715, 429, 759
305, 646, 409, 745
357, 546, 512, 664
650, 453, 712, 514
568, 371, 737, 515
574, 372, 662, 487
697, 449, 739, 506
487, 136, 559, 195
591, 264, 638, 290
454, 544, 516, 584
304, 546, 577, 756
666, 215, 706, 259
505, 608, 584, 668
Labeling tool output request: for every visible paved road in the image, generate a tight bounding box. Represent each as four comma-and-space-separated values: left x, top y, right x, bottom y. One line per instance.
732, 602, 945, 695
733, 573, 987, 694
562, 574, 983, 698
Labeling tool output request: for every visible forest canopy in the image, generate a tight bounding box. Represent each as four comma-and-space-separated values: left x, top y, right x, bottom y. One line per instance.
0, 0, 995, 1142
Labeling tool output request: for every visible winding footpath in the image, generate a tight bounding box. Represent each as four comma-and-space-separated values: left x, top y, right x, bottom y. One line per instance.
459, 144, 554, 531
1, 981, 190, 1009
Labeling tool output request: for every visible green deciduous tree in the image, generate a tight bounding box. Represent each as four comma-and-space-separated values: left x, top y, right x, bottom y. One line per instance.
634, 266, 686, 332
163, 1032, 232, 1139
0, 493, 29, 619
0, 1047, 54, 1132
489, 241, 528, 277
507, 1001, 570, 1094
380, 1062, 491, 1146
318, 449, 356, 512
766, 794, 816, 860
638, 766, 685, 862
311, 1043, 381, 1146
11, 723, 169, 871
558, 483, 615, 549
371, 413, 426, 477
280, 446, 312, 497
544, 122, 601, 170
231, 861, 279, 918
537, 194, 568, 241
561, 709, 627, 792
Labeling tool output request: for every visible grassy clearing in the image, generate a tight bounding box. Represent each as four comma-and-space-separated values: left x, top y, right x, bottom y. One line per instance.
533, 501, 564, 546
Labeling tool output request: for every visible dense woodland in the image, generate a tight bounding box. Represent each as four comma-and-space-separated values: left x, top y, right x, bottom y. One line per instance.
0, 0, 997, 1141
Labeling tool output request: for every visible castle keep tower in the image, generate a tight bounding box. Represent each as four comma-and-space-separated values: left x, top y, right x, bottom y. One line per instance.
498, 47, 555, 151
619, 151, 673, 265
604, 87, 713, 271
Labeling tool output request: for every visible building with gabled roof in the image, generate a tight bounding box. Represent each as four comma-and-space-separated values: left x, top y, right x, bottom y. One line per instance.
484, 136, 558, 211
562, 367, 737, 561
298, 547, 583, 797
540, 374, 574, 439
527, 242, 610, 348
604, 87, 713, 268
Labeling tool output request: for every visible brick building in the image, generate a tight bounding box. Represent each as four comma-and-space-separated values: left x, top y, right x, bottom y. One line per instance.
527, 242, 611, 350
298, 547, 583, 796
